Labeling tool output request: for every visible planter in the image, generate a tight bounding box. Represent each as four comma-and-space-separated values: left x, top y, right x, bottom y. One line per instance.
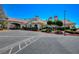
65, 30, 79, 34
54, 31, 63, 34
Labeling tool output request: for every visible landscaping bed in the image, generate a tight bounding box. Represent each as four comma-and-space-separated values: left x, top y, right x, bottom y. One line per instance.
65, 30, 79, 34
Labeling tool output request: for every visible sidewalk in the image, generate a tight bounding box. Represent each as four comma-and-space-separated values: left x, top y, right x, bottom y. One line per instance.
0, 29, 8, 32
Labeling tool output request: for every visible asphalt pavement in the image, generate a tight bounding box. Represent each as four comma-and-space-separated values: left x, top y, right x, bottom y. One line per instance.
16, 36, 79, 54
0, 30, 42, 53
0, 30, 79, 54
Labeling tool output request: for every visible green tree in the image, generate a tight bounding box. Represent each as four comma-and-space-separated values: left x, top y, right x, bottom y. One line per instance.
0, 20, 8, 29
47, 20, 53, 25
54, 20, 63, 26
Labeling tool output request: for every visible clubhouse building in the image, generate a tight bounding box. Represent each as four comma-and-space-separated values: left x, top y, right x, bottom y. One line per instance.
5, 16, 76, 30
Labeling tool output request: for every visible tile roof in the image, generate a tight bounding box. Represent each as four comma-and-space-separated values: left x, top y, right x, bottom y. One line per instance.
7, 18, 28, 24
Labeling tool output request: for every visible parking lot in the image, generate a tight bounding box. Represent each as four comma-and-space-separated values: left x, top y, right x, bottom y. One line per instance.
0, 30, 79, 54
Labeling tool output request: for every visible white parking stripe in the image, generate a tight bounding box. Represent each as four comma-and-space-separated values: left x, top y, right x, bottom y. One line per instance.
0, 34, 64, 54
14, 37, 41, 54
19, 44, 21, 50
0, 35, 63, 37
0, 36, 33, 37
0, 37, 34, 54
24, 41, 27, 45
9, 48, 13, 54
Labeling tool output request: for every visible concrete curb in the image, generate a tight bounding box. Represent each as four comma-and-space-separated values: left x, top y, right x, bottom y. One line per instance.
0, 30, 8, 32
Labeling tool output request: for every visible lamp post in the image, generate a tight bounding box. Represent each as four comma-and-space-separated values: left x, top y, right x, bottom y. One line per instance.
64, 10, 66, 36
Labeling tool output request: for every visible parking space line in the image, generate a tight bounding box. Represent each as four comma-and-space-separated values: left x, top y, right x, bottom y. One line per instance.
9, 48, 13, 54
0, 34, 63, 37
0, 37, 34, 54
14, 37, 41, 54
0, 36, 34, 37
24, 41, 27, 45
1, 36, 67, 54
19, 44, 21, 50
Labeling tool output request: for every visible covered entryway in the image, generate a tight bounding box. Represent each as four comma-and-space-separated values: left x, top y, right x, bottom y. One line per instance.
9, 23, 21, 30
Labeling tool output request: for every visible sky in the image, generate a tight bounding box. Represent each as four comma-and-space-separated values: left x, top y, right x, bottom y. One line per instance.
2, 4, 79, 28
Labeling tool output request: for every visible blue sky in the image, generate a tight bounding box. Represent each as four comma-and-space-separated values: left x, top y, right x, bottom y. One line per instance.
2, 4, 79, 27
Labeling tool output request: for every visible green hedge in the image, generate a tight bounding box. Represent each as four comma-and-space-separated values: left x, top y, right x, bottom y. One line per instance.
65, 30, 79, 34
56, 27, 70, 31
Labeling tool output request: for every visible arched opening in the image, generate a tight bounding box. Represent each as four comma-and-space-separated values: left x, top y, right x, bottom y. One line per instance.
9, 23, 21, 30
